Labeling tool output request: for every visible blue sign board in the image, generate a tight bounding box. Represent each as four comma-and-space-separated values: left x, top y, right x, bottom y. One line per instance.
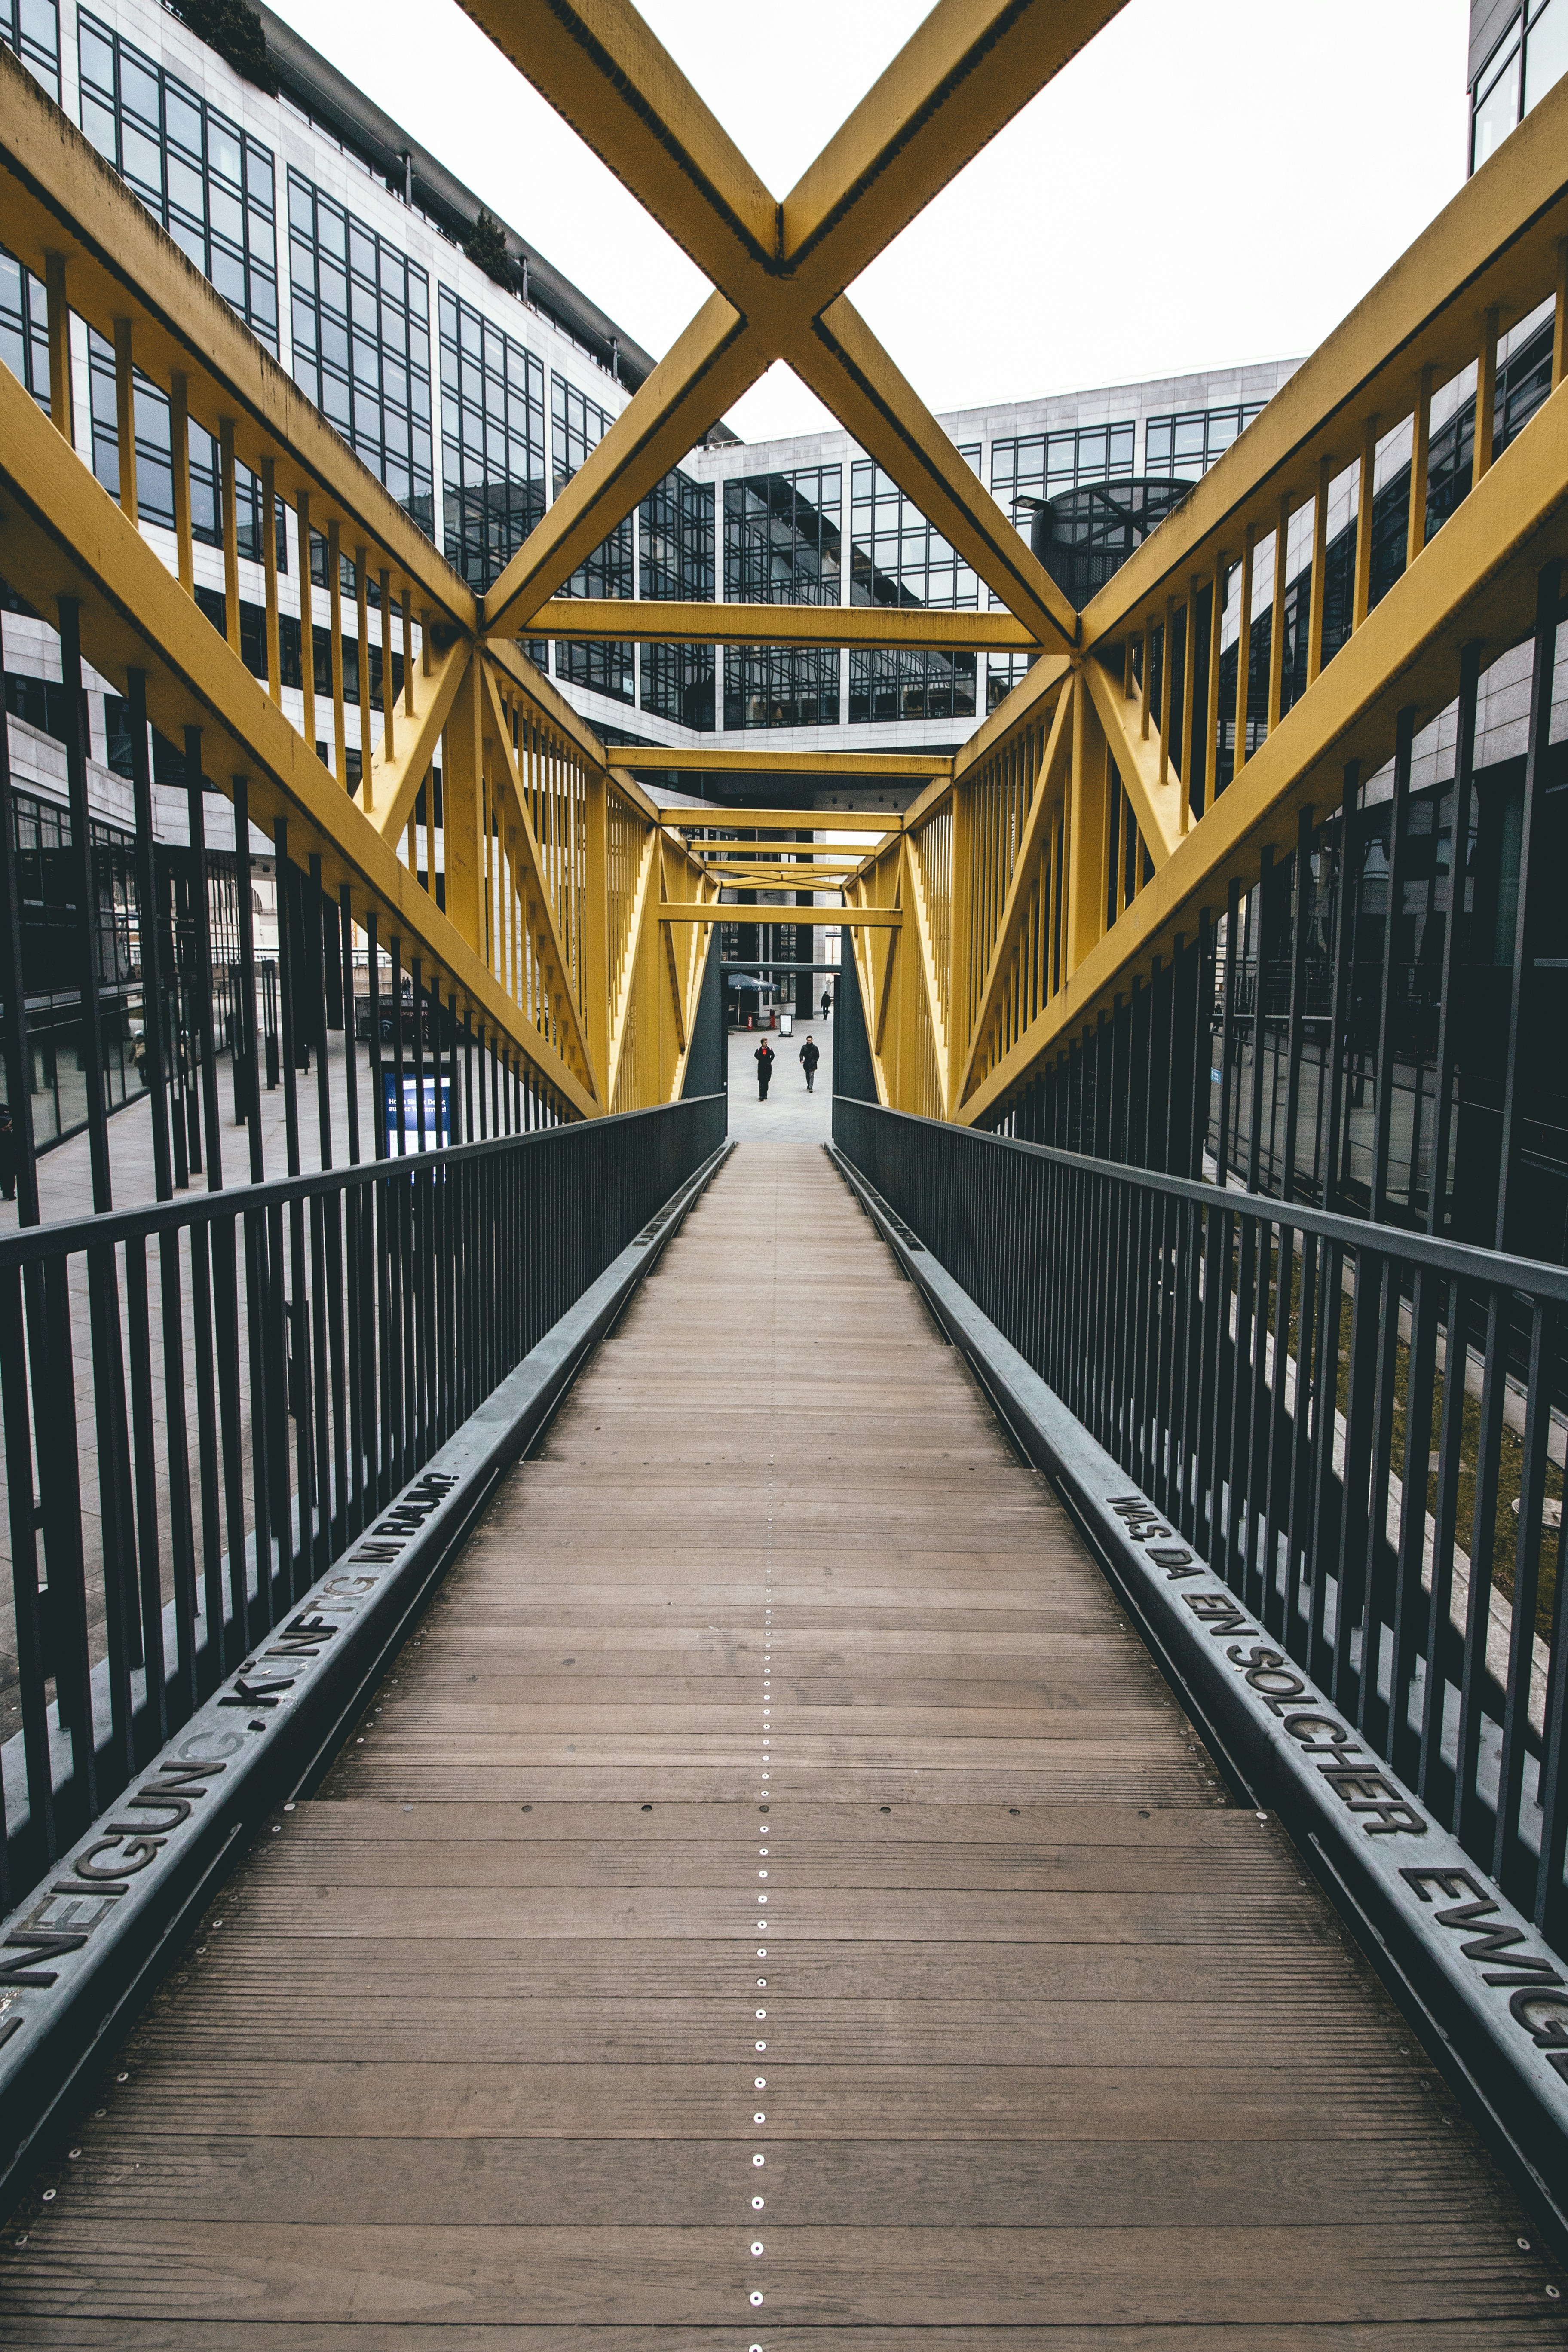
382, 1070, 451, 1154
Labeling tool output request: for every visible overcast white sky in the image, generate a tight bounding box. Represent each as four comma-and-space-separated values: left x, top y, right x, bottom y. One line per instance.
266, 0, 1473, 444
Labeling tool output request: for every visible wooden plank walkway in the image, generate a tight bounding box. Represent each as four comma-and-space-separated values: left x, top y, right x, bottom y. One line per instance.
2, 1140, 1565, 2346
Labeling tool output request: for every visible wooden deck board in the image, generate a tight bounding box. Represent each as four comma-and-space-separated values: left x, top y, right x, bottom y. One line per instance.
1, 1141, 1563, 2340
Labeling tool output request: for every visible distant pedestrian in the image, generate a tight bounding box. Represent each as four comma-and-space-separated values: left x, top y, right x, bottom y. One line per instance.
0, 1105, 15, 1202
821, 987, 831, 1022
754, 1040, 775, 1099
799, 1035, 820, 1093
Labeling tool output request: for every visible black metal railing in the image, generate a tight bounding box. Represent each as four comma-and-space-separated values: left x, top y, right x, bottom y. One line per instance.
834, 1096, 1568, 1955
0, 1091, 726, 1911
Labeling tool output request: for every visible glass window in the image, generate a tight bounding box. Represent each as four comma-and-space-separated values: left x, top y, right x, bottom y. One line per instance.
75, 14, 278, 350
288, 169, 433, 535
639, 465, 714, 730
0, 245, 51, 415
1526, 0, 1568, 109
849, 649, 975, 726
549, 371, 632, 699
1144, 402, 1265, 480
724, 648, 839, 730
991, 421, 1134, 527
723, 468, 841, 603
437, 285, 545, 591
849, 453, 979, 612
1473, 28, 1523, 167
0, 0, 59, 97
83, 328, 287, 566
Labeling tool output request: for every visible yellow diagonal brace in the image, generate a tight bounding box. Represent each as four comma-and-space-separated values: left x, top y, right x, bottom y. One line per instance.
368, 633, 471, 840
1082, 653, 1184, 865
608, 825, 659, 1107
0, 360, 591, 1113
955, 683, 1073, 1107
0, 49, 475, 629
900, 836, 950, 1116
483, 294, 763, 637
962, 373, 1568, 1126
481, 662, 601, 1098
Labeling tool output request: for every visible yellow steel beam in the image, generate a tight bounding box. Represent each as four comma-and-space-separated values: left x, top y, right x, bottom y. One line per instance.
607, 825, 661, 1108
1078, 72, 1568, 653
0, 49, 476, 630
481, 664, 601, 1096
900, 835, 950, 1116
797, 297, 1078, 649
613, 751, 936, 781
1081, 652, 1184, 865
519, 597, 1036, 650
475, 0, 1121, 645
483, 294, 763, 640
952, 652, 1073, 781
0, 359, 594, 1114
954, 683, 1073, 1108
660, 903, 901, 925
366, 634, 471, 841
962, 370, 1568, 1126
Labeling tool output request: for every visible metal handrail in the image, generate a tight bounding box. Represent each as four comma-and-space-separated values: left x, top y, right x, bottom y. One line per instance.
0, 1093, 727, 1913
833, 1094, 1568, 1956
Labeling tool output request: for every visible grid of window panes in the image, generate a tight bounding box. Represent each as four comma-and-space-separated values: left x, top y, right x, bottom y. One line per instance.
0, 247, 49, 412
2, 789, 142, 1149
990, 422, 1134, 524
849, 452, 979, 609
288, 170, 433, 530
724, 469, 842, 603
437, 287, 546, 591
848, 449, 978, 729
1144, 402, 1265, 479
83, 327, 285, 566
551, 372, 633, 701
0, 0, 59, 97
78, 13, 278, 349
1471, 0, 1568, 172
640, 465, 715, 729
724, 649, 840, 730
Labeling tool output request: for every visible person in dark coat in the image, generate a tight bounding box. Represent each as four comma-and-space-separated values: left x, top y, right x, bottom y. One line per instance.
820, 987, 832, 1022
0, 1104, 16, 1202
754, 1040, 775, 1099
799, 1035, 820, 1093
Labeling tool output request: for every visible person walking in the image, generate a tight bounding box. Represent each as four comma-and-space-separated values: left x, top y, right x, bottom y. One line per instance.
799, 1034, 820, 1094
754, 1039, 775, 1099
821, 987, 832, 1022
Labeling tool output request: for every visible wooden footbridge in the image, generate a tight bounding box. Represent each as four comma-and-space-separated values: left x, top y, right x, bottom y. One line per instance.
2, 1144, 1562, 2343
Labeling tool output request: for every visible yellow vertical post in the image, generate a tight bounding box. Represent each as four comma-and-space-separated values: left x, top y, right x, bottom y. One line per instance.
1179, 585, 1197, 831
1406, 365, 1433, 571
1232, 527, 1254, 780
1203, 553, 1225, 815
1554, 240, 1568, 391
1475, 308, 1499, 484
261, 458, 281, 707
402, 593, 415, 717
328, 519, 346, 788
1139, 622, 1152, 740
1158, 599, 1174, 787
112, 318, 136, 524
1267, 493, 1289, 731
1064, 673, 1106, 978
296, 490, 315, 754
1305, 455, 1331, 687
355, 547, 371, 799
378, 567, 395, 775
218, 418, 240, 655
169, 373, 193, 595
43, 254, 72, 448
